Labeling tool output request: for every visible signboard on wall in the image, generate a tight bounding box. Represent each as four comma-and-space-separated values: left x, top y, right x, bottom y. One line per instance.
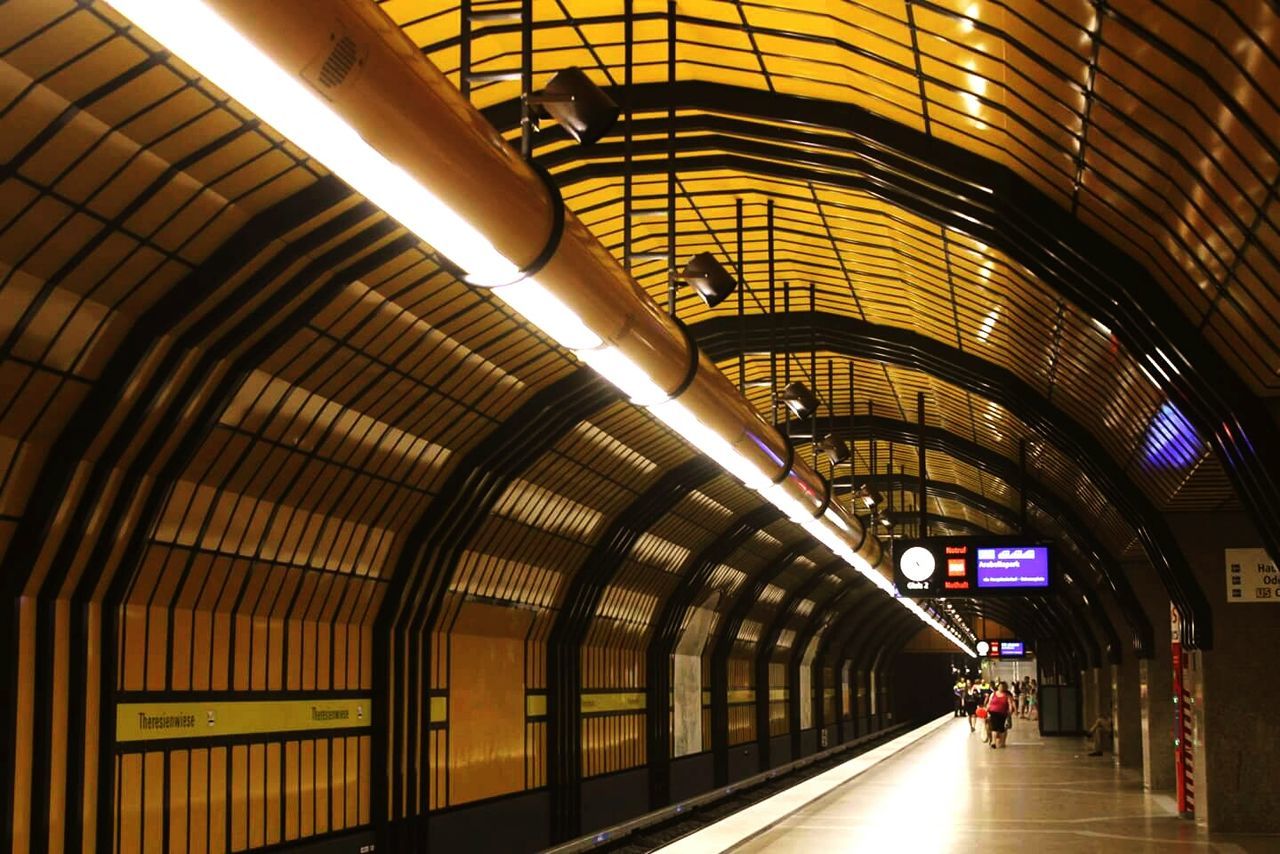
975, 639, 1026, 658
894, 537, 1054, 598
1224, 548, 1280, 602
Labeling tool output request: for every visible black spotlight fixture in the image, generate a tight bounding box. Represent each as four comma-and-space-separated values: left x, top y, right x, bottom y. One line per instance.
529, 67, 619, 145
854, 484, 884, 510
680, 252, 738, 307
819, 434, 850, 466
779, 381, 821, 420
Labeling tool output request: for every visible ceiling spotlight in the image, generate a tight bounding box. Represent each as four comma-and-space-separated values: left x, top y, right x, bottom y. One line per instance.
530, 67, 619, 145
818, 433, 850, 466
679, 252, 738, 307
779, 381, 821, 420
854, 484, 884, 510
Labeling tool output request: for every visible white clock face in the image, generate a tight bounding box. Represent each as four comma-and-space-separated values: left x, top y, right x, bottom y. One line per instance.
976, 641, 991, 656
900, 546, 936, 583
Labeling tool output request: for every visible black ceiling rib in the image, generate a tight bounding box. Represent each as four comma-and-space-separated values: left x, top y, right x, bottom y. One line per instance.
0, 178, 378, 850
646, 503, 781, 803
501, 80, 1280, 593
710, 545, 808, 774
695, 312, 1164, 644
545, 454, 719, 842
809, 411, 1196, 647
760, 563, 849, 687
849, 475, 1148, 657
848, 471, 1152, 658
375, 368, 622, 847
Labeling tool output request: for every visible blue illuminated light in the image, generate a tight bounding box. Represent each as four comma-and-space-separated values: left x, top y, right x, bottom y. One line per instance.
1141, 403, 1200, 469
746, 430, 786, 468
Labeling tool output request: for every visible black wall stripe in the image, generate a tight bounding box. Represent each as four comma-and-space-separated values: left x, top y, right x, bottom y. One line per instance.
546, 455, 718, 842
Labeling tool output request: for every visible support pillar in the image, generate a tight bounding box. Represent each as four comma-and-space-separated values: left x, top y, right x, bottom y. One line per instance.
1169, 512, 1280, 833
1126, 558, 1175, 792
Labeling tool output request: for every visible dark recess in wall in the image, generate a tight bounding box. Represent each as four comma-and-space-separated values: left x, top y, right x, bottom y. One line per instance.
891, 653, 956, 724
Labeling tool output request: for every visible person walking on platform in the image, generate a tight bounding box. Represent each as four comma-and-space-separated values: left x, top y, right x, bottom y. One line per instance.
985, 681, 1012, 749
1024, 678, 1038, 720
976, 680, 993, 742
964, 681, 981, 732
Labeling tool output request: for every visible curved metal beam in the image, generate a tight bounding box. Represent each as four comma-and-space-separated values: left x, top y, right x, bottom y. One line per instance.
709, 545, 807, 773
844, 474, 1153, 657
375, 369, 622, 846
693, 311, 1191, 650
518, 80, 1280, 590
803, 413, 1203, 649
0, 179, 366, 847
645, 503, 781, 803
546, 455, 719, 841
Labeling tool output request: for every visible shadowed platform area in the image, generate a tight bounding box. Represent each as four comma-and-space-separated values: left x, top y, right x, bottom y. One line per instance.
719, 719, 1279, 854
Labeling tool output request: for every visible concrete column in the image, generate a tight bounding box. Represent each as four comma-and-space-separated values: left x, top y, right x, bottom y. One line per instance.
1125, 558, 1175, 791
1169, 512, 1280, 833
673, 596, 717, 757
1112, 659, 1142, 769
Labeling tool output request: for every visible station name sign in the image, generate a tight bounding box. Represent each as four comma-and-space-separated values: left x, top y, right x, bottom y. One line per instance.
894, 537, 1054, 598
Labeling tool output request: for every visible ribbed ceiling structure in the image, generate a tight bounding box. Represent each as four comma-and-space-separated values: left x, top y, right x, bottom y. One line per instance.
2, 0, 1277, 850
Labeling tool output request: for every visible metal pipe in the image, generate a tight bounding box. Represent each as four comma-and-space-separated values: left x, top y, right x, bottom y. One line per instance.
520, 0, 533, 158
623, 0, 633, 274
737, 197, 744, 391
918, 392, 927, 537
161, 0, 895, 589
769, 200, 777, 426
666, 0, 676, 317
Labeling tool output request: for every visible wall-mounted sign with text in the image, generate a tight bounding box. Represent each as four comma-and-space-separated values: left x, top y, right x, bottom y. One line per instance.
975, 640, 1027, 658
894, 537, 1054, 598
1225, 548, 1280, 603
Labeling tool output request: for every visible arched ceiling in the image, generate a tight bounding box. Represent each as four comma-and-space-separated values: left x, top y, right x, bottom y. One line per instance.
393, 0, 1280, 585
0, 0, 1220, 667
399, 0, 1280, 390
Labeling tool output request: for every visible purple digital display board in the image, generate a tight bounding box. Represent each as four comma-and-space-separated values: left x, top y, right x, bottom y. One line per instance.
976, 546, 1050, 589
998, 641, 1025, 656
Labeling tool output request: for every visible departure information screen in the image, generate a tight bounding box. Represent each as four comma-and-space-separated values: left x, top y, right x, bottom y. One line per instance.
976, 546, 1051, 589
894, 537, 1054, 598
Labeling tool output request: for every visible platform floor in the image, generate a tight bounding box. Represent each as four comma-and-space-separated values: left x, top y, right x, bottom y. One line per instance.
724, 717, 1278, 853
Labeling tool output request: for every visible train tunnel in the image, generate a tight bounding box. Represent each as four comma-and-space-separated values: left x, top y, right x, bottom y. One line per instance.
2, 0, 1280, 851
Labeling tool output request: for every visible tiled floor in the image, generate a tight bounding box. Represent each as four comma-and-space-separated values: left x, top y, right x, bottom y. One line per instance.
726, 717, 1279, 853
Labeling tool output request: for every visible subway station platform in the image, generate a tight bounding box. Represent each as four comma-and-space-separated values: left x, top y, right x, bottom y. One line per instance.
668, 718, 1280, 854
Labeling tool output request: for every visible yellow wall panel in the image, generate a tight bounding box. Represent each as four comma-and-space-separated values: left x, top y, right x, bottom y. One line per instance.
285, 740, 300, 842
314, 738, 329, 835
169, 750, 189, 854
230, 744, 248, 852
448, 601, 533, 806
190, 748, 209, 854
118, 754, 142, 854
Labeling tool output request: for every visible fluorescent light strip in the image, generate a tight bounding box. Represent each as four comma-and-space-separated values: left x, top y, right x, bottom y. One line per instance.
108, 0, 520, 286
107, 0, 973, 658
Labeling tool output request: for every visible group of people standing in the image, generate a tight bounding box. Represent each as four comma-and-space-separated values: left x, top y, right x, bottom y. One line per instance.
953, 676, 1038, 749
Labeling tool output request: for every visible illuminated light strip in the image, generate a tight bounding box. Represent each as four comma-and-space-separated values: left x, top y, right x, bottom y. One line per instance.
105, 0, 973, 658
